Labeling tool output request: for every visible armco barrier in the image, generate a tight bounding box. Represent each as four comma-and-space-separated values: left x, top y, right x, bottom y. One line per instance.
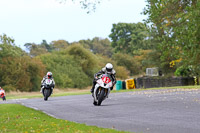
135, 77, 197, 89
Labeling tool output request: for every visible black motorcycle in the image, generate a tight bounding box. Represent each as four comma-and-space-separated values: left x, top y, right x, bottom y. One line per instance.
42, 79, 54, 101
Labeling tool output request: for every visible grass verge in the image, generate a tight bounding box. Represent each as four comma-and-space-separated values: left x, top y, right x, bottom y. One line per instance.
5, 85, 200, 100
0, 104, 129, 133
5, 90, 90, 100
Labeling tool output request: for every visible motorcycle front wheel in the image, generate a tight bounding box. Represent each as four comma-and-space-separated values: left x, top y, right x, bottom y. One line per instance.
93, 100, 97, 105
2, 96, 6, 101
97, 88, 105, 106
43, 89, 50, 101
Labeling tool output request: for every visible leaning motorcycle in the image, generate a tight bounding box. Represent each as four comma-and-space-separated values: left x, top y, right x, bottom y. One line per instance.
93, 74, 113, 106
42, 79, 54, 101
0, 89, 6, 101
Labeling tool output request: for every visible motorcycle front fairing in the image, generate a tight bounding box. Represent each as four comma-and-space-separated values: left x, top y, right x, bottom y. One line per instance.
0, 89, 5, 98
94, 77, 113, 102
42, 79, 54, 89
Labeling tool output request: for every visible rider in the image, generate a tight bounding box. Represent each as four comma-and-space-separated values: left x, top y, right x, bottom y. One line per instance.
40, 72, 55, 93
90, 63, 116, 93
0, 87, 4, 92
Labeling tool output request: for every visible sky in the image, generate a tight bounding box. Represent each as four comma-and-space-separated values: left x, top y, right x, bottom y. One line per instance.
0, 0, 148, 49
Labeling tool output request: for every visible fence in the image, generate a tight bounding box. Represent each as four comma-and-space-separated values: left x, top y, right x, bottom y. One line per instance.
135, 77, 197, 89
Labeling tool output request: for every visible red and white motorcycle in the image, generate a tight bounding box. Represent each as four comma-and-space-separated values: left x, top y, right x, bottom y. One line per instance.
0, 88, 6, 101
93, 74, 113, 106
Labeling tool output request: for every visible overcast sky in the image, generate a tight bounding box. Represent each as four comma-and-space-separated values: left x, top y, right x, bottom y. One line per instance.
0, 0, 147, 49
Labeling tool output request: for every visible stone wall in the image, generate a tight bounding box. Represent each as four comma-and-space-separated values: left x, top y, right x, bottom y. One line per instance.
135, 77, 197, 89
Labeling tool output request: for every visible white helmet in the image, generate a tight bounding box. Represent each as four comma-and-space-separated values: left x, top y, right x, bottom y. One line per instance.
105, 63, 113, 73
47, 72, 52, 78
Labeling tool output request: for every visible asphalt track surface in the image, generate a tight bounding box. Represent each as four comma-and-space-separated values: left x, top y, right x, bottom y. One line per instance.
2, 89, 200, 133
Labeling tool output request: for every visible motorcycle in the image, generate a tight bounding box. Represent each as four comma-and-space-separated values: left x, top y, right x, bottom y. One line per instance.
41, 79, 54, 101
93, 74, 113, 106
0, 89, 6, 101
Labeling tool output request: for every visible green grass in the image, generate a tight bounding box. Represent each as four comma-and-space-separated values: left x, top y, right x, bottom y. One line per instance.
6, 91, 90, 100
0, 104, 129, 133
5, 85, 200, 100
2, 86, 200, 133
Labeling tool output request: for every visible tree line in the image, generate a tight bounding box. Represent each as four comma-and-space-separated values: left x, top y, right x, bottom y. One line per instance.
0, 0, 199, 92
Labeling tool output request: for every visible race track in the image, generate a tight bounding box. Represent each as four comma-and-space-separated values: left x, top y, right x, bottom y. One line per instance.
2, 89, 200, 133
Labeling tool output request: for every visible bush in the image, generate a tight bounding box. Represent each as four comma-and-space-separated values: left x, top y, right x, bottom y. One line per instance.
112, 53, 140, 75
39, 46, 99, 88
66, 44, 98, 78
0, 56, 46, 92
175, 66, 192, 77
115, 66, 129, 79
2, 85, 16, 92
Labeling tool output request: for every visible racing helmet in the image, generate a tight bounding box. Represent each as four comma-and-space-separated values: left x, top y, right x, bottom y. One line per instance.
47, 72, 52, 79
105, 63, 113, 73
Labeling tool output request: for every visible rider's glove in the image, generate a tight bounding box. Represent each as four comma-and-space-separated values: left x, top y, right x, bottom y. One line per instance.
95, 76, 98, 80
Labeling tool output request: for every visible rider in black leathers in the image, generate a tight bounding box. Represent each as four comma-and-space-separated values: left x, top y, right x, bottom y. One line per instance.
40, 72, 55, 93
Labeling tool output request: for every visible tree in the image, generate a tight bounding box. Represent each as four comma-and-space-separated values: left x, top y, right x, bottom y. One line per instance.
78, 37, 113, 57
109, 22, 151, 55
143, 0, 200, 76
24, 40, 53, 57
0, 56, 46, 92
0, 34, 46, 92
112, 53, 140, 75
50, 40, 69, 51
24, 43, 47, 57
39, 44, 99, 88
41, 40, 53, 52
59, 0, 102, 13
66, 44, 99, 77
0, 34, 26, 59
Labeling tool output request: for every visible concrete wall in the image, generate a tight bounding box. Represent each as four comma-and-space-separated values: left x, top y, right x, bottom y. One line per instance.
135, 77, 197, 89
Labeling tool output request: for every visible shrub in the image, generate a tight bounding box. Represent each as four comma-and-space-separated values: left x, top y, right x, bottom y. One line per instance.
39, 49, 94, 88
112, 53, 140, 75
0, 56, 45, 92
2, 85, 16, 92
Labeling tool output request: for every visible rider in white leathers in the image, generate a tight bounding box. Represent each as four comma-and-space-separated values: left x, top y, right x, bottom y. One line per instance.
90, 63, 116, 93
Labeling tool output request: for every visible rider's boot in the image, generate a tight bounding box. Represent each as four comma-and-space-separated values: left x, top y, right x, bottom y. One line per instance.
90, 82, 96, 93
90, 85, 95, 97
51, 87, 53, 94
110, 86, 113, 91
107, 87, 113, 98
90, 87, 94, 93
40, 86, 44, 93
